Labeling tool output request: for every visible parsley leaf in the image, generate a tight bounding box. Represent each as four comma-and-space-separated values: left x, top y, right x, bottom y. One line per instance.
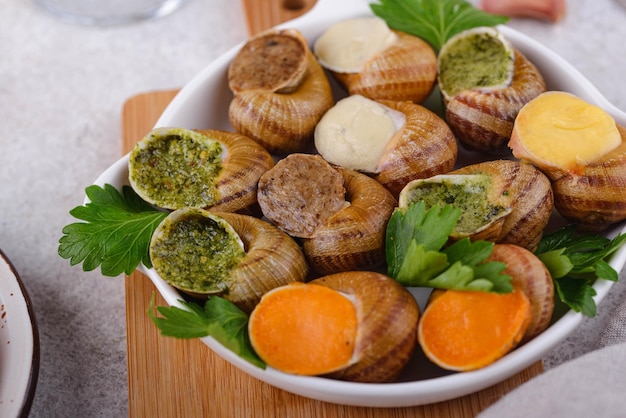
148, 294, 265, 368
443, 238, 512, 293
536, 225, 626, 317
553, 277, 597, 318
58, 184, 168, 276
386, 202, 511, 292
370, 0, 509, 51
386, 202, 458, 278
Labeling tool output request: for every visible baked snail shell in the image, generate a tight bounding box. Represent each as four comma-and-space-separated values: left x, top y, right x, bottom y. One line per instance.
444, 49, 546, 154
507, 91, 626, 230
215, 212, 309, 313
228, 28, 334, 154
150, 208, 308, 314
452, 159, 554, 251
303, 167, 397, 276
257, 154, 397, 276
201, 129, 274, 213
329, 31, 437, 104
550, 125, 626, 231
398, 173, 513, 243
487, 244, 555, 343
373, 100, 458, 198
128, 128, 273, 213
312, 271, 420, 383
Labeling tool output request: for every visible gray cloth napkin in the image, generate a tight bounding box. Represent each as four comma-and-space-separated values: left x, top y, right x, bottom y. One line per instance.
478, 269, 626, 418
597, 300, 626, 347
477, 341, 626, 418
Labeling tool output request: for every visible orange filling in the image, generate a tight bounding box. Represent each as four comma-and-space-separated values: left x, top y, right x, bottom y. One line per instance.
418, 289, 531, 371
248, 283, 358, 375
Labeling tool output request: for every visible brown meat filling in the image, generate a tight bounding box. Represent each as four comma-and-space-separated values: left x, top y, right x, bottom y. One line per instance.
258, 154, 348, 238
228, 30, 307, 94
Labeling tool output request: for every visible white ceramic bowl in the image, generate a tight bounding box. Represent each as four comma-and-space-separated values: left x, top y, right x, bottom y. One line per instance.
94, 0, 626, 407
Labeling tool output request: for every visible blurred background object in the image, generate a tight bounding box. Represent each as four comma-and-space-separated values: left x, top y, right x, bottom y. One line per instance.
481, 0, 566, 22
33, 0, 188, 26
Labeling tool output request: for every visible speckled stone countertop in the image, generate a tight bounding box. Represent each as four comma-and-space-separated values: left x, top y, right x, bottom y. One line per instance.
0, 0, 625, 416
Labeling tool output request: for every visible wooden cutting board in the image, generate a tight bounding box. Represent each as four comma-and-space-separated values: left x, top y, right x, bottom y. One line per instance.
241, 0, 316, 34
123, 2, 544, 416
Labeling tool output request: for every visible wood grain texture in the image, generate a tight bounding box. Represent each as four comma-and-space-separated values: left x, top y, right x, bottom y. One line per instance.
241, 0, 316, 35
123, 1, 544, 416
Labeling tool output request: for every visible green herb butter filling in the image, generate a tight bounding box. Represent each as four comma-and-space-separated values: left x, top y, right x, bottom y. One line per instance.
129, 128, 224, 210
150, 208, 246, 294
438, 28, 514, 99
400, 175, 508, 235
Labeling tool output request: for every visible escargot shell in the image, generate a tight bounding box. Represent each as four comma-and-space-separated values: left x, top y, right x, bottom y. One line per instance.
215, 212, 309, 313
128, 128, 273, 212
228, 29, 334, 154
151, 208, 308, 313
313, 96, 457, 197
444, 49, 546, 154
508, 93, 626, 231
452, 159, 554, 251
302, 167, 397, 276
373, 100, 458, 198
312, 271, 419, 383
487, 244, 554, 343
198, 129, 274, 213
257, 154, 397, 275
398, 173, 513, 243
550, 125, 626, 231
326, 30, 437, 104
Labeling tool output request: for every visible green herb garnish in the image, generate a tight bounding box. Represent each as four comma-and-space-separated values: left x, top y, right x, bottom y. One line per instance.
148, 294, 265, 368
535, 225, 626, 317
386, 201, 512, 293
370, 0, 509, 51
58, 184, 168, 276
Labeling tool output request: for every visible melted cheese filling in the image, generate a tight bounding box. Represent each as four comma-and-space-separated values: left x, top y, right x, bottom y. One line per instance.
514, 91, 621, 169
314, 16, 398, 73
314, 95, 405, 173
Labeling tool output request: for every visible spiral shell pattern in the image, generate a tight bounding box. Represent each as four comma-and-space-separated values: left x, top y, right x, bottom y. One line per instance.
312, 271, 419, 383
303, 168, 397, 276
452, 159, 554, 251
488, 244, 555, 343
228, 29, 334, 154
215, 212, 309, 313
332, 31, 437, 104
373, 100, 458, 198
196, 129, 274, 213
551, 125, 626, 230
445, 50, 546, 154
